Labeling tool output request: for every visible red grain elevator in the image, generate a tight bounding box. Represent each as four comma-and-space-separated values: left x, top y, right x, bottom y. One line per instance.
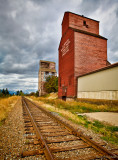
58, 11, 109, 100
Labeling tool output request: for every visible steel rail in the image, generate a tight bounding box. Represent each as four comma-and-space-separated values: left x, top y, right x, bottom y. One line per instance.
22, 97, 54, 160
24, 97, 118, 160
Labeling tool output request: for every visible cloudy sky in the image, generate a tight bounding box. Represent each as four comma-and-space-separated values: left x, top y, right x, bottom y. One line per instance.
0, 0, 118, 93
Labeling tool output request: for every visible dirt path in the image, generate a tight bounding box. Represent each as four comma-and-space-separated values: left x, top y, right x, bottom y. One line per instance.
80, 112, 118, 126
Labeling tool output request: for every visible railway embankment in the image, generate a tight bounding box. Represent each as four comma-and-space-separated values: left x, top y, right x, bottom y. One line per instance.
29, 95, 118, 147
0, 96, 118, 159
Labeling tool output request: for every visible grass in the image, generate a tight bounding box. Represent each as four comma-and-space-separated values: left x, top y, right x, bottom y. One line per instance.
29, 96, 118, 146
77, 98, 118, 108
30, 96, 118, 113
0, 96, 18, 125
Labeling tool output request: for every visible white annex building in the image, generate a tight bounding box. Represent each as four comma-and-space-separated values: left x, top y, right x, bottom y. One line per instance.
77, 62, 118, 100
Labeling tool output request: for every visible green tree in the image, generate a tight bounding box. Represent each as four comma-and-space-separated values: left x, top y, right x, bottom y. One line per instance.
29, 92, 35, 96
5, 88, 9, 95
16, 90, 24, 96
0, 89, 3, 97
16, 90, 20, 95
44, 76, 58, 93
0, 88, 11, 97
19, 90, 24, 96
35, 90, 39, 97
2, 89, 5, 95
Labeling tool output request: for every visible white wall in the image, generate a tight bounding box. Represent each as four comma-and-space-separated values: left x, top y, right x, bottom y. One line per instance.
77, 65, 118, 100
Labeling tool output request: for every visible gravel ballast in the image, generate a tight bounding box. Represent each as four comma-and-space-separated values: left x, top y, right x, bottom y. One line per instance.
0, 98, 25, 159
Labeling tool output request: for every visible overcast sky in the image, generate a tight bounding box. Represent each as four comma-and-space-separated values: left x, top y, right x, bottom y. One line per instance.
0, 0, 118, 93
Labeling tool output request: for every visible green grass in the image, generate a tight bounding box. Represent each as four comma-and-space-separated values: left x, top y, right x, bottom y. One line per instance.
68, 114, 118, 145
102, 136, 118, 145
106, 126, 118, 132
77, 115, 118, 145
57, 111, 118, 145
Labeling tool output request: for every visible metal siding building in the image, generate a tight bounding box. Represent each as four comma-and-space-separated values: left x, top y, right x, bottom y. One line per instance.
77, 63, 118, 100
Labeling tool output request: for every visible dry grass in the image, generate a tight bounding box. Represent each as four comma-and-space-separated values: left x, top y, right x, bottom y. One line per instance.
77, 98, 118, 107
27, 96, 86, 126
29, 96, 118, 113
47, 92, 58, 99
0, 96, 19, 124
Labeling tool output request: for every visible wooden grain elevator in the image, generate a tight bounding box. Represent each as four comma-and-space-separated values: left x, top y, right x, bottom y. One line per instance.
58, 11, 109, 100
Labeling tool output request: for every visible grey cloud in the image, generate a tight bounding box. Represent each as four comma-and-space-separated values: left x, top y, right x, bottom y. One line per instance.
0, 0, 118, 92
77, 0, 101, 15
116, 8, 118, 17
0, 73, 38, 92
0, 0, 59, 78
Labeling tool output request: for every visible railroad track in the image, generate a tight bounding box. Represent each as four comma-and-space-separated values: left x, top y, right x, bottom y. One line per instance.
21, 97, 118, 160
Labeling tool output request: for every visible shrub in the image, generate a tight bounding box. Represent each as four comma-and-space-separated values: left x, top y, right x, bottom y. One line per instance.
44, 76, 58, 93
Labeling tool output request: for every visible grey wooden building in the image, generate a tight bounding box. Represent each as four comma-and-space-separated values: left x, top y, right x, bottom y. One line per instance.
38, 60, 57, 96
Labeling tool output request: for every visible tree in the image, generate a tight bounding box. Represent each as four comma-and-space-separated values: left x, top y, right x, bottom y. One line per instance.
44, 76, 58, 93
27, 91, 39, 97
0, 88, 11, 97
0, 89, 3, 97
16, 90, 20, 95
2, 89, 5, 95
35, 91, 39, 97
19, 90, 24, 96
29, 92, 35, 96
5, 88, 9, 95
16, 90, 24, 96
